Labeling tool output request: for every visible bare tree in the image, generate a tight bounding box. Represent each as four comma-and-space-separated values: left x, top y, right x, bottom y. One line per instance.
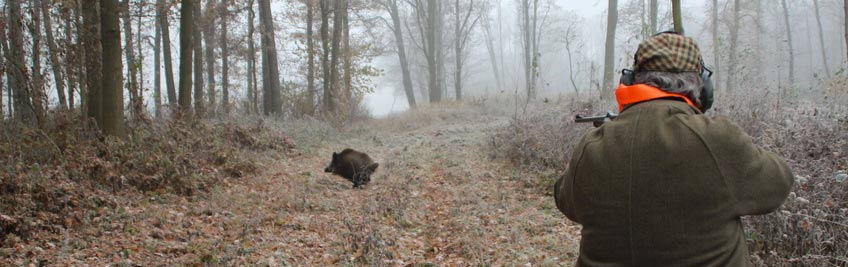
671, 0, 682, 33
154, 7, 162, 118
727, 0, 739, 93
410, 0, 443, 103
220, 0, 230, 114
780, 0, 795, 89
812, 0, 831, 78
121, 0, 142, 119
40, 0, 68, 111
84, 0, 102, 123
30, 0, 47, 126
8, 0, 35, 122
435, 0, 445, 100
259, 0, 282, 115
453, 0, 479, 101
649, 0, 657, 35
321, 0, 333, 111
101, 0, 125, 135
519, 0, 543, 100
712, 0, 720, 90
158, 0, 177, 105
136, 5, 144, 117
305, 0, 317, 114
204, 0, 217, 114
192, 2, 204, 115
601, 0, 618, 100
378, 0, 416, 107
247, 0, 258, 114
482, 15, 502, 93
342, 0, 352, 105
329, 0, 345, 110
178, 0, 194, 115
563, 20, 580, 97
0, 15, 5, 118
66, 6, 81, 112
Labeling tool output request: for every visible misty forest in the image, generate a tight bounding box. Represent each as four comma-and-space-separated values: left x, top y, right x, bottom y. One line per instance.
0, 0, 846, 265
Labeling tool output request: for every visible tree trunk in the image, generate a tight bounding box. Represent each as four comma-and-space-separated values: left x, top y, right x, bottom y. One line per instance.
727, 0, 739, 94
136, 10, 144, 117
482, 19, 501, 94
0, 20, 5, 119
321, 0, 334, 112
454, 0, 462, 101
671, 0, 682, 34
30, 0, 47, 126
649, 0, 657, 35
435, 1, 445, 100
386, 0, 415, 108
306, 0, 316, 115
812, 0, 832, 79
68, 7, 81, 112
530, 0, 539, 100
342, 1, 352, 107
259, 0, 282, 115
121, 0, 141, 120
83, 0, 102, 123
204, 0, 216, 115
454, 0, 476, 102
329, 0, 344, 111
101, 0, 125, 136
712, 0, 720, 91
780, 0, 795, 89
427, 0, 441, 103
158, 0, 177, 106
564, 25, 579, 97
178, 0, 194, 116
154, 7, 162, 118
845, 0, 848, 66
193, 2, 204, 115
40, 0, 68, 111
247, 0, 258, 114
601, 0, 618, 100
2, 29, 9, 117
220, 0, 229, 114
754, 0, 762, 78
8, 0, 35, 122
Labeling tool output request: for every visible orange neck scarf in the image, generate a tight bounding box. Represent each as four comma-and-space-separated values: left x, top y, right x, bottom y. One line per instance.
614, 84, 699, 112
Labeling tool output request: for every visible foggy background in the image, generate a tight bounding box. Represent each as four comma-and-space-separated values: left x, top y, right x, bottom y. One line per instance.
363, 0, 846, 116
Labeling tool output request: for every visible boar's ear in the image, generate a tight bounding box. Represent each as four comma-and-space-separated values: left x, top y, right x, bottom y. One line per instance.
332, 152, 338, 159
367, 163, 379, 172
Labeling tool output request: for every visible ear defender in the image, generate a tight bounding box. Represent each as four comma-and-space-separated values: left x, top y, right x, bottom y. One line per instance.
620, 69, 635, 86
698, 61, 714, 112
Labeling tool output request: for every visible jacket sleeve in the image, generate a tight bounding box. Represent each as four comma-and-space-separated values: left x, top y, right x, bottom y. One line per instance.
703, 117, 795, 216
554, 137, 588, 223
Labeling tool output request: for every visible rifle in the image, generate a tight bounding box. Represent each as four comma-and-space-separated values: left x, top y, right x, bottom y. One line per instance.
574, 111, 618, 127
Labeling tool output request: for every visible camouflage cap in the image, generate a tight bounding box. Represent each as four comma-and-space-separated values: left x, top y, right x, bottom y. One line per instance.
633, 32, 702, 73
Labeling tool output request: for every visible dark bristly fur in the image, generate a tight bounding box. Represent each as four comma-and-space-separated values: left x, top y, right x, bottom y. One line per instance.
324, 148, 379, 188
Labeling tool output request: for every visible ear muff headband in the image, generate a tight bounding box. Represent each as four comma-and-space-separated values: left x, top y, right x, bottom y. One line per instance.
617, 61, 715, 112
698, 61, 714, 112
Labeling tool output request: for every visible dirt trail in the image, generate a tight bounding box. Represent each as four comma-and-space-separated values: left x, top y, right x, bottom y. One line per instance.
3, 106, 579, 266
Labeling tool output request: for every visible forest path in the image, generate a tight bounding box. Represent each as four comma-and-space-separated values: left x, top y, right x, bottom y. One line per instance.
5, 105, 578, 266
248, 107, 580, 266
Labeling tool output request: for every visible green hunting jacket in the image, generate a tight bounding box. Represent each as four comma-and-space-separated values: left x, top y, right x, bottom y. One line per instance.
554, 99, 794, 267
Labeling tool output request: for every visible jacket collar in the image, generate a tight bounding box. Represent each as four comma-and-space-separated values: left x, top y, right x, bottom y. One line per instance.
615, 83, 700, 112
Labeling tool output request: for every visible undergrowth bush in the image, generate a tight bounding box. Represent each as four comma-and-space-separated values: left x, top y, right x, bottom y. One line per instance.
488, 98, 610, 190
0, 114, 293, 243
718, 90, 848, 267
491, 86, 847, 266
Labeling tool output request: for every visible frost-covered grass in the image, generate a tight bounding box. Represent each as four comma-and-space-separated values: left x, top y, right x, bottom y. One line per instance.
491, 84, 848, 266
